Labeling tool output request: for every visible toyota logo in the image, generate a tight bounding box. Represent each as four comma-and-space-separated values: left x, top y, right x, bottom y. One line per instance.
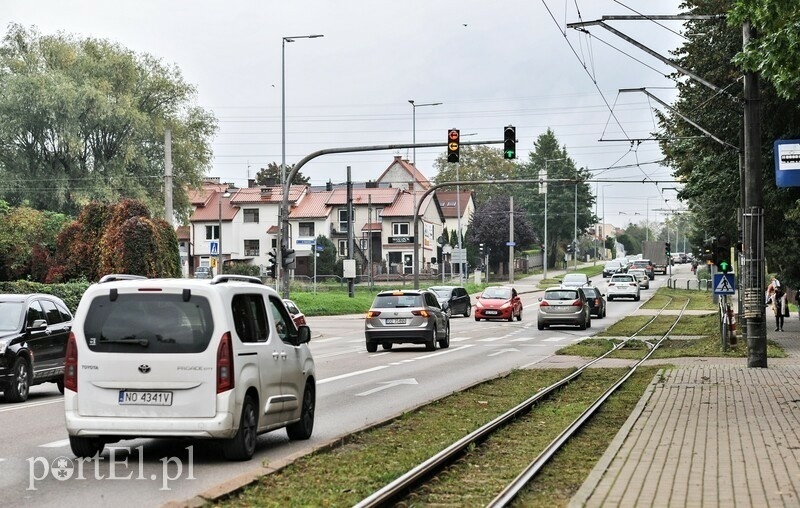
138, 365, 151, 374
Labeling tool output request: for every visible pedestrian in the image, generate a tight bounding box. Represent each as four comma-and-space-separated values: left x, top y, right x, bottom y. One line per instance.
795, 289, 800, 320
772, 285, 786, 331
766, 276, 781, 303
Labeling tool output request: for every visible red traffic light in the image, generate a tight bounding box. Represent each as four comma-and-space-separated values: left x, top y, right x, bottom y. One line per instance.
447, 128, 460, 163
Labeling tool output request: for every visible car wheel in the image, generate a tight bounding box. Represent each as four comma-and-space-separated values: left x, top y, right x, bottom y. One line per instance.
366, 341, 378, 353
587, 315, 592, 328
382, 343, 393, 350
425, 330, 438, 351
516, 308, 522, 321
438, 323, 450, 349
537, 321, 545, 330
4, 358, 31, 403
475, 317, 481, 322
69, 436, 105, 458
57, 379, 65, 394
464, 304, 471, 318
223, 395, 258, 461
635, 294, 640, 301
286, 381, 315, 440
579, 318, 587, 330
603, 307, 607, 318
507, 311, 513, 322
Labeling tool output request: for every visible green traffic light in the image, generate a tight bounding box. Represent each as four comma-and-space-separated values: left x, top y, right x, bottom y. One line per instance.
505, 149, 515, 158
719, 260, 730, 273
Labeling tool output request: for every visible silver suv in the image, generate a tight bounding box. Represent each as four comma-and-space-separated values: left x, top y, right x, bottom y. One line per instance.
365, 290, 450, 352
537, 286, 591, 330
65, 274, 315, 461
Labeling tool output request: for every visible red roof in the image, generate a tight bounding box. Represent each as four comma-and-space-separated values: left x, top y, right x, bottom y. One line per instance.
290, 190, 332, 219
231, 185, 306, 204
380, 191, 438, 218
325, 187, 400, 206
436, 190, 473, 218
190, 188, 239, 222
376, 156, 432, 190
361, 222, 382, 231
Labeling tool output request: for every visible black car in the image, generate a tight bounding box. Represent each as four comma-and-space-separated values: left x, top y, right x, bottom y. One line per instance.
429, 286, 472, 317
0, 294, 73, 402
581, 286, 607, 319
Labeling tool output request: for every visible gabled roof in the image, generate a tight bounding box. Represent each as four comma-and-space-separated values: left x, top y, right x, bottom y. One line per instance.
190, 188, 239, 222
290, 190, 333, 219
231, 185, 306, 204
435, 190, 474, 219
325, 187, 400, 206
376, 155, 432, 190
188, 182, 230, 207
380, 191, 443, 222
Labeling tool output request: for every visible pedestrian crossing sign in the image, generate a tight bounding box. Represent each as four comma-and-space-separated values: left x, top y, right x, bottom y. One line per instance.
713, 273, 735, 295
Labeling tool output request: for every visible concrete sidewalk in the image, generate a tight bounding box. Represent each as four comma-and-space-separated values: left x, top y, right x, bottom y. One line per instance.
569, 317, 800, 507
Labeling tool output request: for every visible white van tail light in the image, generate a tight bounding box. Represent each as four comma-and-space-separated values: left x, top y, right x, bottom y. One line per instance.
64, 333, 78, 392
217, 332, 235, 393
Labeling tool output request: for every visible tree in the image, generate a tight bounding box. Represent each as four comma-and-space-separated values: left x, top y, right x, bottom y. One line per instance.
0, 200, 70, 281
314, 235, 338, 276
0, 25, 217, 222
467, 196, 536, 272
432, 146, 519, 207
255, 162, 310, 186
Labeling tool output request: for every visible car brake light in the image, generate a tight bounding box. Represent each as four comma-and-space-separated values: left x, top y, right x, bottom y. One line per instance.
608, 283, 615, 286
217, 332, 235, 394
571, 299, 583, 307
64, 333, 78, 392
367, 310, 381, 318
411, 309, 429, 317
539, 301, 550, 307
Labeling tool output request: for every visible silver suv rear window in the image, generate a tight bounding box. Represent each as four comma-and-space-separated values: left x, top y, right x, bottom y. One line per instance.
372, 294, 424, 308
83, 294, 213, 354
544, 290, 579, 300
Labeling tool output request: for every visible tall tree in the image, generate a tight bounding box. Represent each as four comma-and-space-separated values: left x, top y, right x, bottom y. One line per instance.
0, 24, 217, 222
432, 146, 518, 207
467, 196, 536, 272
255, 162, 310, 186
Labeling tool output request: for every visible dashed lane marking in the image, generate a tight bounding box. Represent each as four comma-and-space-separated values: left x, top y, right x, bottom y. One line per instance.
40, 439, 70, 448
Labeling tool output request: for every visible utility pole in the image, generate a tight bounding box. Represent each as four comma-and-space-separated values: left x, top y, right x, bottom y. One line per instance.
347, 166, 355, 298
508, 195, 514, 283
164, 128, 173, 224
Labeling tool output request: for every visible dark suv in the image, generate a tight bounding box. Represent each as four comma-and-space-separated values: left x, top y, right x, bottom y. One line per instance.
429, 286, 472, 317
0, 294, 73, 402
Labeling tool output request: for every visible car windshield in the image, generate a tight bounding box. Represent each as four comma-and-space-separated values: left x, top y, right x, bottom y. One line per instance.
544, 290, 579, 301
430, 288, 453, 298
613, 275, 635, 282
0, 302, 23, 331
563, 274, 586, 283
605, 262, 620, 268
482, 288, 511, 299
582, 288, 599, 297
373, 294, 424, 308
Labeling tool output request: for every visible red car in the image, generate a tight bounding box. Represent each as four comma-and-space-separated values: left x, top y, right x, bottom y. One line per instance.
474, 286, 522, 322
283, 299, 307, 328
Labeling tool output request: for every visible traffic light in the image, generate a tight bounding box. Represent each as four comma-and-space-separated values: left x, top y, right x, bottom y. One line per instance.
281, 245, 296, 268
665, 242, 671, 256
479, 243, 485, 255
702, 242, 713, 262
567, 243, 574, 254
267, 250, 276, 278
447, 128, 460, 163
715, 233, 732, 273
503, 125, 516, 159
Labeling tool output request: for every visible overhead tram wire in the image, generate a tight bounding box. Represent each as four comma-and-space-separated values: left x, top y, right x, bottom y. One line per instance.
612, 0, 691, 41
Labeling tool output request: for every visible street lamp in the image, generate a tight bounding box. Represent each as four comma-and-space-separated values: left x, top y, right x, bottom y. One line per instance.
542, 157, 567, 280
278, 33, 324, 292
408, 100, 442, 166
217, 187, 232, 275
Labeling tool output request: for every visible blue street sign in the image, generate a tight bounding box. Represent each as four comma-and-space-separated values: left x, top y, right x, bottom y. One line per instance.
506, 241, 516, 246
774, 139, 800, 187
315, 245, 324, 251
296, 238, 316, 244
713, 273, 735, 295
209, 241, 219, 255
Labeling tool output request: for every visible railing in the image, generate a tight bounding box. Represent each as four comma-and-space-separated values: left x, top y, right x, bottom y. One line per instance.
667, 277, 712, 291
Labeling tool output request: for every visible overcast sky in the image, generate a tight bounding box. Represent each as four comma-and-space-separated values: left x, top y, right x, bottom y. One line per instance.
3, 0, 689, 226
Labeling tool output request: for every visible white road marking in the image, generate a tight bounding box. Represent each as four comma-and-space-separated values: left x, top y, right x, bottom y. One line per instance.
356, 378, 418, 397
477, 336, 510, 342
510, 337, 538, 342
318, 365, 389, 384
0, 399, 62, 413
488, 348, 519, 357
40, 439, 71, 448
450, 336, 472, 342
312, 336, 343, 343
542, 337, 570, 342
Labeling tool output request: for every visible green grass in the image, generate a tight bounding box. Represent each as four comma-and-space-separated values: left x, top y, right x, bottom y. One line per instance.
537, 264, 604, 289
216, 368, 660, 508
640, 287, 717, 310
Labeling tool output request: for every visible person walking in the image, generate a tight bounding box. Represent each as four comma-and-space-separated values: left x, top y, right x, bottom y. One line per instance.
772, 286, 787, 331
795, 288, 800, 320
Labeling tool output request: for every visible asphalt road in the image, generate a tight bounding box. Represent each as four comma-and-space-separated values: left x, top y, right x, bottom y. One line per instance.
0, 266, 686, 507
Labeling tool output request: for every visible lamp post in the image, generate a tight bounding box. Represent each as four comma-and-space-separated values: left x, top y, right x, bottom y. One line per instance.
543, 158, 567, 280
279, 34, 324, 291
217, 188, 231, 275
408, 100, 442, 166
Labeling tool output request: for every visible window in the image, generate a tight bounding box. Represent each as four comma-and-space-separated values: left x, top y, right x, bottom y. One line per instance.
26, 301, 45, 327
205, 225, 219, 240
393, 223, 409, 235
299, 222, 315, 237
231, 294, 269, 343
268, 296, 296, 344
40, 299, 65, 325
360, 238, 368, 250
244, 239, 260, 257
376, 208, 383, 222
338, 240, 347, 256
338, 209, 350, 232
243, 209, 259, 223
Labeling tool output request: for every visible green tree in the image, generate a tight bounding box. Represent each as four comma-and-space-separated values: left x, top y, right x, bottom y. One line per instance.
0, 24, 216, 222
314, 235, 338, 276
255, 162, 310, 186
0, 200, 70, 281
432, 146, 519, 207
467, 196, 536, 272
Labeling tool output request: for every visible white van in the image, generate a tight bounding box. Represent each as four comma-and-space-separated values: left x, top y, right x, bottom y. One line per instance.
64, 274, 315, 461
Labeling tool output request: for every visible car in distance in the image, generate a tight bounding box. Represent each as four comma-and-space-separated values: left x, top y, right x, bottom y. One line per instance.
364, 290, 450, 352
602, 261, 623, 278
65, 274, 315, 461
607, 273, 641, 301
630, 259, 655, 280
0, 293, 73, 402
561, 273, 590, 287
581, 286, 606, 318
627, 268, 650, 290
194, 266, 211, 279
283, 298, 307, 327
537, 286, 591, 330
429, 285, 472, 317
474, 286, 522, 322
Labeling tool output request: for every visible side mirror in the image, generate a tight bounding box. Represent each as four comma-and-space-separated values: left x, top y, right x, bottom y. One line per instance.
28, 319, 48, 331
537, 297, 543, 302
297, 325, 311, 344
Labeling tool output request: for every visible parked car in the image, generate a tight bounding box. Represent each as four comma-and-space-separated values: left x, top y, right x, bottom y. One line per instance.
628, 268, 650, 289
607, 273, 641, 301
537, 286, 591, 330
0, 293, 73, 402
561, 273, 590, 287
581, 286, 607, 318
65, 274, 315, 461
630, 259, 655, 280
364, 290, 450, 352
283, 299, 307, 327
602, 261, 623, 278
429, 285, 472, 317
474, 286, 522, 322
194, 266, 211, 279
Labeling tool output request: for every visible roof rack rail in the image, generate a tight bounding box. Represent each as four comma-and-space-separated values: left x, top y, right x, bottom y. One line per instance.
98, 274, 148, 283
210, 275, 264, 285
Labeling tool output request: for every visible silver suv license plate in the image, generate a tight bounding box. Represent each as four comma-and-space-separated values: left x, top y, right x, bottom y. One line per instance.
118, 390, 174, 406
